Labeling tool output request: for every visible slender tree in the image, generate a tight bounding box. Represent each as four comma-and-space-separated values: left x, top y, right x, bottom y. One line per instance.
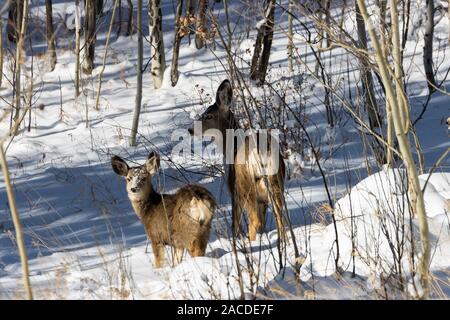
13, 0, 28, 128
149, 0, 166, 89
95, 0, 104, 16
171, 0, 183, 86
357, 0, 431, 299
250, 0, 275, 85
186, 0, 197, 45
94, 0, 119, 110
45, 0, 57, 71
195, 0, 208, 49
75, 0, 81, 98
423, 0, 436, 92
7, 0, 22, 43
287, 0, 293, 73
355, 1, 381, 129
130, 0, 143, 146
0, 19, 3, 88
126, 0, 134, 35
0, 144, 33, 299
82, 0, 96, 74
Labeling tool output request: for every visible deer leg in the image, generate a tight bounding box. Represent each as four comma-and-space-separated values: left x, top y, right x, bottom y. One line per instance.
231, 192, 243, 237
257, 201, 268, 232
248, 199, 263, 241
152, 243, 165, 268
188, 237, 207, 257
272, 192, 286, 241
174, 247, 184, 265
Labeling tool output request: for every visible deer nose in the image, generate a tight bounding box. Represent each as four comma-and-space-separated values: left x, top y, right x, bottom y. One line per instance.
130, 187, 137, 193
188, 127, 194, 135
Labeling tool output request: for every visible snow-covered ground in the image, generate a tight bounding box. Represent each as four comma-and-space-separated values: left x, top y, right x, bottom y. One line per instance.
0, 1, 449, 299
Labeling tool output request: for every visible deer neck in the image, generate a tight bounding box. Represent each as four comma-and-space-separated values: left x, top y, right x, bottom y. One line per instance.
222, 111, 239, 157
129, 184, 158, 220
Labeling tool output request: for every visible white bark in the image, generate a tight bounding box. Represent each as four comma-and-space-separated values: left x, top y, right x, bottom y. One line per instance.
423, 0, 436, 92
357, 0, 431, 299
14, 0, 28, 128
0, 144, 33, 299
149, 0, 166, 89
130, 0, 143, 146
75, 0, 81, 98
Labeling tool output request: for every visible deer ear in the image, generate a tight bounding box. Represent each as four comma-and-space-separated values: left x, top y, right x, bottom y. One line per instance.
216, 79, 233, 112
111, 156, 129, 176
146, 151, 160, 175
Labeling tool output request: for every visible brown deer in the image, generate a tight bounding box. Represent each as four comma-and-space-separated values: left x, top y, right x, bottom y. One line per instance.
111, 151, 216, 268
189, 80, 286, 242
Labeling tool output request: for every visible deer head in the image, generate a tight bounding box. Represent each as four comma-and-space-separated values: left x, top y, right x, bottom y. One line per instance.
188, 79, 235, 137
111, 151, 160, 201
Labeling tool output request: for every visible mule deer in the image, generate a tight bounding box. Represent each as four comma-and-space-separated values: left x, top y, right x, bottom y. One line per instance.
111, 151, 217, 268
189, 80, 286, 242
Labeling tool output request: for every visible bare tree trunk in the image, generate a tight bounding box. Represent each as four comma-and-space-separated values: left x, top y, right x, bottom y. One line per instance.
13, 0, 27, 128
250, 0, 275, 85
7, 0, 22, 43
149, 0, 166, 89
195, 0, 207, 49
357, 0, 431, 299
0, 19, 3, 88
130, 0, 143, 146
448, 0, 450, 48
94, 0, 119, 110
117, 0, 122, 36
355, 1, 381, 129
186, 0, 197, 45
75, 0, 81, 98
82, 0, 96, 74
45, 0, 57, 71
126, 0, 134, 36
95, 0, 104, 16
287, 0, 293, 73
423, 0, 436, 92
0, 144, 33, 299
171, 0, 183, 87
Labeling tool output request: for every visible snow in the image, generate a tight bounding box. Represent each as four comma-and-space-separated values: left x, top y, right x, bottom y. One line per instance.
0, 0, 449, 299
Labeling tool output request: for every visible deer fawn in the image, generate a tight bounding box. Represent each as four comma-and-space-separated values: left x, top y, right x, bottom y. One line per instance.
111, 151, 217, 268
189, 80, 286, 241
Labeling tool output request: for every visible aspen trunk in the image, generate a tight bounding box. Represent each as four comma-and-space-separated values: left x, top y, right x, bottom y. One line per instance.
170, 0, 183, 87
82, 0, 96, 74
45, 0, 57, 71
126, 0, 134, 35
250, 0, 275, 85
0, 145, 33, 299
130, 0, 143, 146
186, 0, 197, 45
7, 0, 22, 43
0, 19, 3, 88
355, 1, 381, 129
423, 0, 436, 92
14, 0, 28, 127
357, 0, 431, 299
96, 0, 104, 16
74, 0, 81, 98
149, 0, 166, 89
287, 0, 293, 73
195, 0, 208, 49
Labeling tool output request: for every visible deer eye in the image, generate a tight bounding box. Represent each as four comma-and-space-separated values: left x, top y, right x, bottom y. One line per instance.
205, 114, 213, 120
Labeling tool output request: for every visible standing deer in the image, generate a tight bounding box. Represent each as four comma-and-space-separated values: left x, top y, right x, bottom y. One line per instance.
189, 80, 286, 242
111, 151, 216, 268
